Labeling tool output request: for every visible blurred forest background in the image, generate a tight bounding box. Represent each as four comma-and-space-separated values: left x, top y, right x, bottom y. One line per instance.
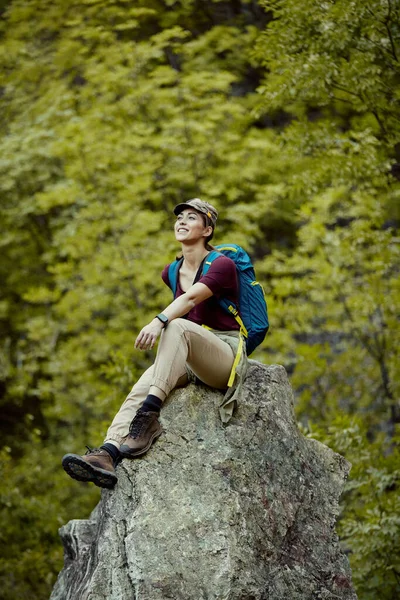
0, 0, 399, 598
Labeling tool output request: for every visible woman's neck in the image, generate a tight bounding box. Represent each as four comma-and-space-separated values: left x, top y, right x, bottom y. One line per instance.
181, 244, 209, 271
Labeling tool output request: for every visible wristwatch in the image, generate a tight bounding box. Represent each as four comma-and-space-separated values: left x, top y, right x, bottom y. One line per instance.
155, 313, 169, 328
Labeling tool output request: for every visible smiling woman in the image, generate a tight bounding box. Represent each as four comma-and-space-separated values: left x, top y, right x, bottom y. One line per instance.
175, 207, 215, 253
61, 198, 248, 489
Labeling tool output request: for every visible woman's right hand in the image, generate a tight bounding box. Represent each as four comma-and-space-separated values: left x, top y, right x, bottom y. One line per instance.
134, 319, 164, 350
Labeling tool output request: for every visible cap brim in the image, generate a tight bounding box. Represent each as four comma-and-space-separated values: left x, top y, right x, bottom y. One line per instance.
173, 203, 196, 216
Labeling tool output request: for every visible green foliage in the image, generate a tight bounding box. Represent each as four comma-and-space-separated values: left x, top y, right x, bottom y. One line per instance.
0, 2, 285, 597
253, 1, 400, 596
253, 0, 400, 427
0, 433, 99, 600
0, 0, 399, 598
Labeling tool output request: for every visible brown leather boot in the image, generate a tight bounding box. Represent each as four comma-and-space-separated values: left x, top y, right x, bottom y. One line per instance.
119, 410, 163, 458
62, 447, 118, 489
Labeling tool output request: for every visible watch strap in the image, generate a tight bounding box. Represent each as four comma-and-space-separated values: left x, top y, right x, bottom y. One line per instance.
156, 313, 169, 327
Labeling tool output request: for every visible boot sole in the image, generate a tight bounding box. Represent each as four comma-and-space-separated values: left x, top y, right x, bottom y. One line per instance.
62, 454, 117, 489
119, 426, 163, 459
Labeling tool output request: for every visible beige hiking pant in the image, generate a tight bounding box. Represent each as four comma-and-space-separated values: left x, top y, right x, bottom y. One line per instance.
104, 318, 236, 446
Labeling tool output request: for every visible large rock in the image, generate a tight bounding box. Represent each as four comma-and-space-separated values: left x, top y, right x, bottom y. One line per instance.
51, 362, 357, 600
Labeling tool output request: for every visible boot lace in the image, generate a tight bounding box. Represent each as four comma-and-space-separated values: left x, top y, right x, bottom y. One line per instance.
85, 446, 103, 455
129, 411, 150, 437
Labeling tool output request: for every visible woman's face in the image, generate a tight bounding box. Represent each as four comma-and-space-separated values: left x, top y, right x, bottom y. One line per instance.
174, 209, 212, 245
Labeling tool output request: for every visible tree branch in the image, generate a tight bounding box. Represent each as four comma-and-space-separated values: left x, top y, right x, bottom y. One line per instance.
386, 0, 399, 62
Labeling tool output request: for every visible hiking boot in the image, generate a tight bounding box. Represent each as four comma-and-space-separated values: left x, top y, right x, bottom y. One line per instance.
119, 410, 163, 458
62, 447, 117, 489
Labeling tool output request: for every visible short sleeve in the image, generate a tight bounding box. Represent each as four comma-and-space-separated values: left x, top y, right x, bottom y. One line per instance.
161, 264, 171, 289
198, 255, 237, 297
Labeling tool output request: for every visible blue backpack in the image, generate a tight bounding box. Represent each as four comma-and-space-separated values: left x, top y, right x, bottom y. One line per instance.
167, 244, 269, 355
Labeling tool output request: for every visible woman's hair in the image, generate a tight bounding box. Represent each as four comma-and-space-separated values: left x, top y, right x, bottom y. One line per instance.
201, 213, 215, 251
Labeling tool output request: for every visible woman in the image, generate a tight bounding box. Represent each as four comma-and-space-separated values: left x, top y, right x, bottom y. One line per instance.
62, 198, 247, 489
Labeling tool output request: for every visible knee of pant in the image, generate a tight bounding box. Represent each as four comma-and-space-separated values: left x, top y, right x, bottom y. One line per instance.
165, 318, 186, 335
162, 318, 191, 342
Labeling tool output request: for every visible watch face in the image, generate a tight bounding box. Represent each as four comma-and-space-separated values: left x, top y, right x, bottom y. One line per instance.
157, 314, 168, 324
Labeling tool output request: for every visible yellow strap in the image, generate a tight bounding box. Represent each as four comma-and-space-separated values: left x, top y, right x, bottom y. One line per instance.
228, 335, 244, 387
234, 314, 248, 338
251, 280, 267, 297
226, 305, 248, 337
217, 246, 238, 252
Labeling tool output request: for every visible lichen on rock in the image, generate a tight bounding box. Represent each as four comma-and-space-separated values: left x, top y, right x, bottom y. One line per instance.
51, 362, 357, 600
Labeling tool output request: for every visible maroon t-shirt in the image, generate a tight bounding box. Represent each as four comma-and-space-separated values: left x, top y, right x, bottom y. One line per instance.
161, 255, 240, 331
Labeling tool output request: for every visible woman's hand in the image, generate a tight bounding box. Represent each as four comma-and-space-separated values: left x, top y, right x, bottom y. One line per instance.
134, 283, 212, 351
135, 318, 165, 350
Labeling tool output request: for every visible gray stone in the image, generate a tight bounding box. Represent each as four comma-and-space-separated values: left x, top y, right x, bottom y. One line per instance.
51, 362, 357, 600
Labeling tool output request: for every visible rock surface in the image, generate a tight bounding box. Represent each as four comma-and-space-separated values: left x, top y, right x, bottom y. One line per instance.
51, 362, 357, 600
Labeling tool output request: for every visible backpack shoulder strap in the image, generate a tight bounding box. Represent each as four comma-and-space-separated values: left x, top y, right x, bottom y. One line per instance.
167, 258, 184, 297
168, 252, 220, 296
202, 250, 221, 276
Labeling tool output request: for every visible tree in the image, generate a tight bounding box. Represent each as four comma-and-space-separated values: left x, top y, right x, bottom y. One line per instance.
253, 1, 400, 596
0, 1, 289, 597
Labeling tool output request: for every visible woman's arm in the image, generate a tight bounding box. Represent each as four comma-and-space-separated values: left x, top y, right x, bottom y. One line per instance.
134, 282, 213, 350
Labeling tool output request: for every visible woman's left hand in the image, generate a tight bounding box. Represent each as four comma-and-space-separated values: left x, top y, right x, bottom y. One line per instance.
134, 318, 164, 350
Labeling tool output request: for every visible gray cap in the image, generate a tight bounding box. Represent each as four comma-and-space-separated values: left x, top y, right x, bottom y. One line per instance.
173, 198, 218, 228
